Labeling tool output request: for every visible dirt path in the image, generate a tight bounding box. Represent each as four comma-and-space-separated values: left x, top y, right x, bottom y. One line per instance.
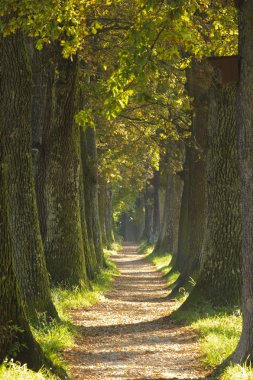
63, 244, 211, 379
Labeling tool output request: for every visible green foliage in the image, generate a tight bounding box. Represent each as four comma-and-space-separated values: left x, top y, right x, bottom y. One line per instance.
139, 241, 250, 378
74, 109, 95, 129
192, 312, 241, 367
0, 246, 119, 380
172, 304, 248, 379
52, 248, 119, 319
140, 242, 180, 286
221, 364, 253, 380
32, 317, 75, 369
0, 360, 57, 380
0, 0, 88, 56
1, 323, 26, 358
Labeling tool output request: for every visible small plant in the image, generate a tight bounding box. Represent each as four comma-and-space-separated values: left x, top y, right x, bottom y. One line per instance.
221, 363, 253, 380
188, 276, 196, 287
0, 322, 27, 358
0, 245, 120, 380
0, 359, 57, 380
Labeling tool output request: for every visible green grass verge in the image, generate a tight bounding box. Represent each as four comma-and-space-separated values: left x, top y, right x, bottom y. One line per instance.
139, 242, 253, 380
0, 244, 120, 380
139, 242, 180, 287
0, 359, 58, 380
173, 303, 253, 379
221, 363, 253, 380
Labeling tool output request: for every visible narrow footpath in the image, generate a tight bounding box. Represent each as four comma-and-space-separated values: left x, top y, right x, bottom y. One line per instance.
63, 244, 211, 379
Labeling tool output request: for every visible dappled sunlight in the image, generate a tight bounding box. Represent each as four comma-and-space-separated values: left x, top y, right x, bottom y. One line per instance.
63, 245, 211, 379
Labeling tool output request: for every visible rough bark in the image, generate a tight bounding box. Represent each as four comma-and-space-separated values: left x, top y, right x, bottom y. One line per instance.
105, 183, 115, 247
30, 45, 54, 244
0, 149, 45, 369
98, 178, 114, 249
172, 150, 190, 273
133, 196, 145, 242
152, 169, 160, 243
228, 0, 253, 364
80, 129, 99, 276
154, 171, 183, 255
169, 62, 211, 298
182, 63, 241, 308
0, 33, 57, 321
79, 146, 97, 280
82, 127, 104, 267
98, 177, 109, 248
45, 52, 88, 287
142, 181, 154, 243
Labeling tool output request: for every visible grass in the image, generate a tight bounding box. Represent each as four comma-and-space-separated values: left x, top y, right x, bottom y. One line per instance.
173, 299, 253, 379
139, 242, 253, 380
174, 309, 241, 366
139, 242, 180, 287
221, 364, 253, 380
0, 243, 120, 380
0, 360, 57, 380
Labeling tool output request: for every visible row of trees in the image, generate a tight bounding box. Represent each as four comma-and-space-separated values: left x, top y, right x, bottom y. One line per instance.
0, 2, 117, 372
1, 0, 253, 376
125, 0, 253, 369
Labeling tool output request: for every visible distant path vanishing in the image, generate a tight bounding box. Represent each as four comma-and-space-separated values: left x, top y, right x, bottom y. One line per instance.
63, 244, 211, 379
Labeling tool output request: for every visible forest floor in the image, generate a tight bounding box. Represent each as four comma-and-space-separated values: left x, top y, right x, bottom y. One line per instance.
62, 244, 213, 380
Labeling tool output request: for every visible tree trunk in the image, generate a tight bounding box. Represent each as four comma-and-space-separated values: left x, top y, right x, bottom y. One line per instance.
169, 62, 211, 298
228, 0, 253, 364
80, 129, 99, 278
154, 171, 182, 255
98, 178, 114, 249
182, 61, 241, 308
45, 52, 88, 287
30, 45, 54, 244
98, 177, 109, 248
132, 196, 145, 242
142, 181, 154, 243
0, 147, 45, 369
82, 126, 104, 267
105, 183, 114, 247
152, 169, 160, 243
0, 33, 57, 321
173, 152, 190, 272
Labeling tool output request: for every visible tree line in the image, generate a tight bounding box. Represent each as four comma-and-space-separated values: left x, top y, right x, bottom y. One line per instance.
0, 0, 252, 376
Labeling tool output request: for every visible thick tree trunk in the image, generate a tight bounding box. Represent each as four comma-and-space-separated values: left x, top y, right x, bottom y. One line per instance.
0, 150, 45, 369
45, 53, 88, 287
142, 181, 154, 243
182, 62, 241, 308
154, 171, 182, 255
30, 46, 54, 244
0, 33, 57, 321
152, 169, 160, 242
228, 1, 253, 364
173, 153, 190, 272
82, 127, 104, 267
80, 144, 99, 280
169, 62, 211, 298
98, 178, 114, 249
132, 196, 145, 242
98, 177, 109, 248
105, 183, 114, 247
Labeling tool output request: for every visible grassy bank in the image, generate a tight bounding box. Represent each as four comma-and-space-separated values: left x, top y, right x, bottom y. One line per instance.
140, 243, 180, 290
140, 242, 253, 380
0, 244, 120, 380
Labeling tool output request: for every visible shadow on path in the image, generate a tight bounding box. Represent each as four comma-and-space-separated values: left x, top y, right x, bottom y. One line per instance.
63, 244, 212, 380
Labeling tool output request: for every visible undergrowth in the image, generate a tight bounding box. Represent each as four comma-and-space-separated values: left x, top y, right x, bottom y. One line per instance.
139, 242, 180, 287
140, 242, 253, 380
174, 306, 253, 379
0, 360, 57, 380
0, 243, 120, 380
